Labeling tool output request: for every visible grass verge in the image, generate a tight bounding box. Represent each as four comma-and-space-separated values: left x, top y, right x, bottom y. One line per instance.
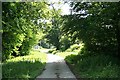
65, 53, 120, 79
55, 52, 78, 59
2, 50, 47, 79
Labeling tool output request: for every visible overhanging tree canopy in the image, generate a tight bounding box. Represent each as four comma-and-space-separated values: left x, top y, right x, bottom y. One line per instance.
62, 2, 120, 57
2, 2, 52, 60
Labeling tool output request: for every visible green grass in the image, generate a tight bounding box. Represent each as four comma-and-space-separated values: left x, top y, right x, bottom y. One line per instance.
65, 53, 120, 78
55, 44, 82, 58
2, 50, 47, 79
66, 43, 84, 53
55, 52, 78, 59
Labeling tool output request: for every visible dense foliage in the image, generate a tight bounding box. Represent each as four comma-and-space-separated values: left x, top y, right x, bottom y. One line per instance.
62, 2, 120, 57
2, 1, 120, 79
41, 4, 74, 51
2, 2, 51, 60
61, 2, 120, 78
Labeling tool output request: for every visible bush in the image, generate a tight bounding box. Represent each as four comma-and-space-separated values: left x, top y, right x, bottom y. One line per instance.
65, 54, 78, 64
48, 49, 56, 53
66, 44, 81, 52
52, 51, 57, 54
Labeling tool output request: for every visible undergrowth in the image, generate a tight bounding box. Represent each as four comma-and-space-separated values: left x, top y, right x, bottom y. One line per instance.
65, 53, 120, 78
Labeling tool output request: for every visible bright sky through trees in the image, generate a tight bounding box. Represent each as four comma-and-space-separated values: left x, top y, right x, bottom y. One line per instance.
48, 0, 71, 15
61, 3, 71, 15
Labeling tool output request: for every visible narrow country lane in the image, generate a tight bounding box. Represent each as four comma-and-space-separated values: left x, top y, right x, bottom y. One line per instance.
36, 53, 77, 80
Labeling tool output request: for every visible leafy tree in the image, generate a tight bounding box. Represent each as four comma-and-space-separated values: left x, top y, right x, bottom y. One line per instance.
2, 2, 51, 60
62, 2, 120, 57
43, 5, 63, 50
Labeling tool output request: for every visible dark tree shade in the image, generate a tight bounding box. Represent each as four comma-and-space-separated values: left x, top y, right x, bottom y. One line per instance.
62, 2, 120, 58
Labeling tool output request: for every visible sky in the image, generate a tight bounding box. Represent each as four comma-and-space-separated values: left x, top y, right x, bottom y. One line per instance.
61, 3, 71, 15
37, 1, 71, 24
48, 0, 71, 15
